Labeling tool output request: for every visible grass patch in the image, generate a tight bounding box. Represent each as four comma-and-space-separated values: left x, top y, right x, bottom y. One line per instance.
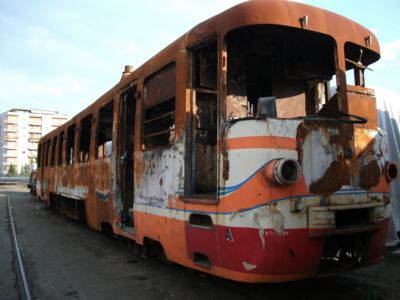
353, 286, 385, 300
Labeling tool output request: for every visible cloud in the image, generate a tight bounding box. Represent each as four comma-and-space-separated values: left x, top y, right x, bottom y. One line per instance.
285, 0, 305, 2
371, 29, 379, 34
380, 40, 400, 61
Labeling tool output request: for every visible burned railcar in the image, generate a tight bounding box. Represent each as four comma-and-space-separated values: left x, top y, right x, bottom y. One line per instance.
36, 0, 398, 283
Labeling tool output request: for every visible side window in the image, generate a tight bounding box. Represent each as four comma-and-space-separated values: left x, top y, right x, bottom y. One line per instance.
50, 136, 57, 167
66, 124, 76, 165
96, 100, 114, 159
37, 144, 42, 168
45, 140, 51, 167
142, 62, 176, 149
188, 39, 218, 197
78, 114, 92, 163
58, 131, 64, 166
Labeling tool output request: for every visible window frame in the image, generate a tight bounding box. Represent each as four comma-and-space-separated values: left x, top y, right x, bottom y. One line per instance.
141, 60, 177, 151
78, 113, 93, 163
65, 124, 76, 166
45, 140, 51, 167
58, 131, 65, 166
50, 136, 57, 167
95, 99, 115, 160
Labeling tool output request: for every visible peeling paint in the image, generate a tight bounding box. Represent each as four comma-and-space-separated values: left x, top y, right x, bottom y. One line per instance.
136, 142, 184, 208
243, 262, 257, 271
230, 210, 238, 221
301, 127, 342, 192
95, 191, 109, 202
253, 212, 265, 250
56, 184, 88, 199
271, 209, 285, 235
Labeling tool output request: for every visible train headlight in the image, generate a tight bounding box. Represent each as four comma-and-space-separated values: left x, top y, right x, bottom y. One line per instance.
385, 161, 398, 182
263, 158, 302, 185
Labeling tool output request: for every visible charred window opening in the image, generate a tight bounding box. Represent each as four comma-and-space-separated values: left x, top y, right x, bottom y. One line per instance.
225, 25, 336, 119
142, 62, 176, 150
188, 38, 218, 197
66, 124, 76, 165
50, 136, 57, 167
194, 41, 218, 91
96, 100, 114, 159
58, 131, 64, 166
344, 42, 379, 87
37, 144, 42, 168
192, 92, 218, 195
45, 140, 51, 167
119, 88, 136, 224
78, 114, 92, 163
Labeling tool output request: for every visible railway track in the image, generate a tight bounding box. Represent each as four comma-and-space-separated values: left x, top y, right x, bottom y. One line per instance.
4, 186, 32, 300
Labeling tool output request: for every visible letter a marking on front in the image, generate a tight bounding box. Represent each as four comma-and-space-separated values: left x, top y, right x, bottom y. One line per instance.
226, 228, 233, 241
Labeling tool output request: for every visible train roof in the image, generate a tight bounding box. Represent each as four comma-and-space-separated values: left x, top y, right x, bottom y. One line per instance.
40, 0, 380, 142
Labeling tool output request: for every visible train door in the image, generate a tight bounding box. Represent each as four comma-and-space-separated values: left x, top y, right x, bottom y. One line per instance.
187, 37, 219, 199
119, 86, 137, 227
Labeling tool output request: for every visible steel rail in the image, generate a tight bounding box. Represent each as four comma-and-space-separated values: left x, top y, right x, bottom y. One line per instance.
5, 187, 32, 300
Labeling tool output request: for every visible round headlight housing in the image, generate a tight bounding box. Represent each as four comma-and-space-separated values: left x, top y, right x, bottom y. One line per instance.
264, 158, 302, 185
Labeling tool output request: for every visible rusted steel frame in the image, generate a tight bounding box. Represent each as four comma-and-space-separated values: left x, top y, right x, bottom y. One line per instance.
142, 128, 175, 139
118, 79, 139, 95
345, 58, 373, 71
143, 111, 175, 124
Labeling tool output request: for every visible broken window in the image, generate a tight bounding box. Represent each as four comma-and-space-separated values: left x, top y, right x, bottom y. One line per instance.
45, 140, 51, 167
194, 41, 218, 91
66, 124, 76, 165
78, 114, 92, 163
58, 131, 64, 166
96, 100, 114, 159
50, 136, 57, 167
188, 38, 218, 197
225, 25, 336, 119
142, 62, 176, 149
344, 42, 379, 87
37, 144, 42, 168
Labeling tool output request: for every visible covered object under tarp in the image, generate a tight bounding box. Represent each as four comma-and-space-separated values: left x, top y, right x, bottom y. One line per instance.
374, 87, 400, 246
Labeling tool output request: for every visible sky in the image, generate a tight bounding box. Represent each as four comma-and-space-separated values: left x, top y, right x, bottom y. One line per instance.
1, 0, 399, 119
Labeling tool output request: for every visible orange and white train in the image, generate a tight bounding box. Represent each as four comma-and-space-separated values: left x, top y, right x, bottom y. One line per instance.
36, 0, 398, 283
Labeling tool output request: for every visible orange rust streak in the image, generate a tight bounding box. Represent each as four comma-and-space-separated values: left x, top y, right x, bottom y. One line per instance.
217, 136, 297, 151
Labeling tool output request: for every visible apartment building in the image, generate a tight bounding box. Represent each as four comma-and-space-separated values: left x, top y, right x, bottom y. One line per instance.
0, 109, 68, 175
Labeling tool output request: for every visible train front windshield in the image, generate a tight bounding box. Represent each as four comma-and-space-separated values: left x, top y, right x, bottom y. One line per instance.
225, 25, 337, 120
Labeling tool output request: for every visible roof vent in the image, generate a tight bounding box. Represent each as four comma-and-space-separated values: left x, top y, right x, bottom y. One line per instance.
121, 65, 134, 81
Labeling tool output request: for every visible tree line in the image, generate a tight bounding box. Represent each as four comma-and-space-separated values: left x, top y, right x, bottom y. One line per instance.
5, 164, 31, 177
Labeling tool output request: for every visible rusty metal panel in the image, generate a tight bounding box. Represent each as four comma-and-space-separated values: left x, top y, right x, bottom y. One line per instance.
144, 62, 176, 108
347, 88, 378, 128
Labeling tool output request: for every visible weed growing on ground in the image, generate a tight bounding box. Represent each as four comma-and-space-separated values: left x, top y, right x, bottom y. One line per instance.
353, 286, 385, 300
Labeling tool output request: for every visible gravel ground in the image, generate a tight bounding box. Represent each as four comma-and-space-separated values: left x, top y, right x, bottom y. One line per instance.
1, 183, 399, 300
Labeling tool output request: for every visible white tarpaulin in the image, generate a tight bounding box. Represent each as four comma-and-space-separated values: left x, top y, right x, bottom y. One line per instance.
330, 86, 400, 246
374, 87, 400, 246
